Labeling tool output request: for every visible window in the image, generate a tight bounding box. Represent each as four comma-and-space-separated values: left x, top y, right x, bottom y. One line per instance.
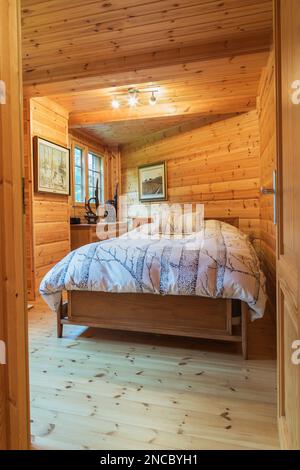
88, 152, 104, 201
72, 143, 104, 204
74, 146, 85, 202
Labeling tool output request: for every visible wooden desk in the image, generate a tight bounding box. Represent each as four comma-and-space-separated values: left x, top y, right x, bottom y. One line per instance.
70, 222, 128, 250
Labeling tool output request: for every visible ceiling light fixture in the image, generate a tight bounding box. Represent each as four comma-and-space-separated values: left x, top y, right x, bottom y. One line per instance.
127, 88, 139, 107
111, 98, 120, 109
110, 87, 159, 109
128, 94, 138, 107
149, 90, 157, 106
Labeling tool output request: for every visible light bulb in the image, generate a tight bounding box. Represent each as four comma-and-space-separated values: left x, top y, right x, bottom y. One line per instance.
149, 92, 157, 106
111, 98, 120, 109
128, 94, 138, 107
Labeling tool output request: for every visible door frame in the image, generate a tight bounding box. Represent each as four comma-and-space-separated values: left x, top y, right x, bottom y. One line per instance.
274, 0, 287, 446
274, 0, 300, 450
1, 0, 297, 451
0, 0, 30, 450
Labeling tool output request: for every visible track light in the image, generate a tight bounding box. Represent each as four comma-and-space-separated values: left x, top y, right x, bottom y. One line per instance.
111, 98, 120, 109
128, 93, 138, 107
149, 91, 157, 106
110, 87, 159, 109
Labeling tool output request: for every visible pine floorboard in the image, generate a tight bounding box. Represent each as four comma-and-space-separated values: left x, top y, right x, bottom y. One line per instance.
29, 298, 279, 450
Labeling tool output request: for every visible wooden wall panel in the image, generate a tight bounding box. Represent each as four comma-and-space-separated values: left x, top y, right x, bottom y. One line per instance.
257, 51, 276, 318
24, 112, 120, 297
24, 97, 70, 297
122, 111, 261, 247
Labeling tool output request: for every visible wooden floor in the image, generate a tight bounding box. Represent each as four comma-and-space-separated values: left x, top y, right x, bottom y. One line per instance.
29, 299, 279, 450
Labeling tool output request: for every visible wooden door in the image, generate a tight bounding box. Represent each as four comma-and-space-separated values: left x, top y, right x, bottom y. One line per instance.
275, 0, 300, 449
0, 0, 30, 449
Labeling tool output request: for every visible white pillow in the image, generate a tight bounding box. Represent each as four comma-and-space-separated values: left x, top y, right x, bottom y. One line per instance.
159, 210, 204, 236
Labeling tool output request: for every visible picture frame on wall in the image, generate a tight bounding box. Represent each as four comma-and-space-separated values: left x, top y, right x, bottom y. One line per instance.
33, 136, 70, 195
138, 161, 167, 202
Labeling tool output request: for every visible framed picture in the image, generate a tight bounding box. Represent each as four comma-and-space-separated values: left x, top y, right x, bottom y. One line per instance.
138, 161, 167, 202
33, 136, 70, 195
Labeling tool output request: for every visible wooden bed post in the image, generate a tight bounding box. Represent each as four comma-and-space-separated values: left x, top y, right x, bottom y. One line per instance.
241, 302, 249, 360
57, 302, 63, 338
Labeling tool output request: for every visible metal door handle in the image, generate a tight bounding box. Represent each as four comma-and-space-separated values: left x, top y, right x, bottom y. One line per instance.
260, 187, 275, 195
260, 170, 277, 225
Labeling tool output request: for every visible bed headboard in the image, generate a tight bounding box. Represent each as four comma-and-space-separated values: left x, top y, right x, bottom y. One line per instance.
159, 203, 240, 229
131, 210, 240, 231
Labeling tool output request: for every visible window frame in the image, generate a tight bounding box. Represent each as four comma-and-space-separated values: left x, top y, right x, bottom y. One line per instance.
87, 151, 104, 201
71, 139, 105, 207
73, 144, 85, 204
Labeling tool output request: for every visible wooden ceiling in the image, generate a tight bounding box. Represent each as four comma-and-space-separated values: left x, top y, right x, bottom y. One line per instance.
69, 115, 232, 146
51, 50, 268, 145
21, 0, 273, 94
21, 0, 273, 145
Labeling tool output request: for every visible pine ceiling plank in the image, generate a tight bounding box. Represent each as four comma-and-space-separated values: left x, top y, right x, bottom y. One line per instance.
22, 0, 204, 34
23, 36, 270, 96
23, 29, 270, 74
22, 12, 272, 66
21, 0, 273, 90
68, 95, 256, 127
22, 0, 194, 28
22, 9, 272, 65
76, 113, 231, 146
45, 51, 269, 95
22, 0, 271, 44
21, 0, 273, 147
53, 80, 260, 114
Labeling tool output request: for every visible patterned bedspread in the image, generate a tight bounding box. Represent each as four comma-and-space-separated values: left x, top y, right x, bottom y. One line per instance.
40, 220, 266, 320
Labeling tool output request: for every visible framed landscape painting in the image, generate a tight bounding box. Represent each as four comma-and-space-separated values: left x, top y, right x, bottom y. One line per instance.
138, 161, 167, 202
33, 136, 70, 195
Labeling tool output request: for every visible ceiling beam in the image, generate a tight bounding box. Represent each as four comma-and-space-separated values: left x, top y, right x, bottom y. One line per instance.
69, 96, 256, 127
23, 32, 271, 97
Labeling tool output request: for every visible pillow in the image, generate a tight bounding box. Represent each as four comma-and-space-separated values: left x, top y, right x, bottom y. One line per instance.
181, 211, 204, 234
158, 209, 204, 236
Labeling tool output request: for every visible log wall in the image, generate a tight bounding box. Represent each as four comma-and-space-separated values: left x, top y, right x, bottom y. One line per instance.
122, 110, 261, 248
24, 97, 70, 299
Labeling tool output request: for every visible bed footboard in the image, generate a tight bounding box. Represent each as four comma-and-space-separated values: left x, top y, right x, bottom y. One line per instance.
57, 292, 249, 359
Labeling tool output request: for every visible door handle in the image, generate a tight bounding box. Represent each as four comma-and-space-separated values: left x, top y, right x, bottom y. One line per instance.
260, 187, 275, 195
260, 170, 277, 225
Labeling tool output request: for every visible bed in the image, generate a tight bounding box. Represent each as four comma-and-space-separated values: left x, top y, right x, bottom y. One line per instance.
40, 218, 266, 359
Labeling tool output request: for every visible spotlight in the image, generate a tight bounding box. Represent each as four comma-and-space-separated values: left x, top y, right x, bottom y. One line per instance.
111, 98, 120, 109
128, 93, 138, 107
149, 91, 157, 106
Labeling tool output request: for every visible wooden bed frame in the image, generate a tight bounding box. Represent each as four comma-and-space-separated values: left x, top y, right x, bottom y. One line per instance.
57, 216, 249, 359
58, 292, 249, 358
